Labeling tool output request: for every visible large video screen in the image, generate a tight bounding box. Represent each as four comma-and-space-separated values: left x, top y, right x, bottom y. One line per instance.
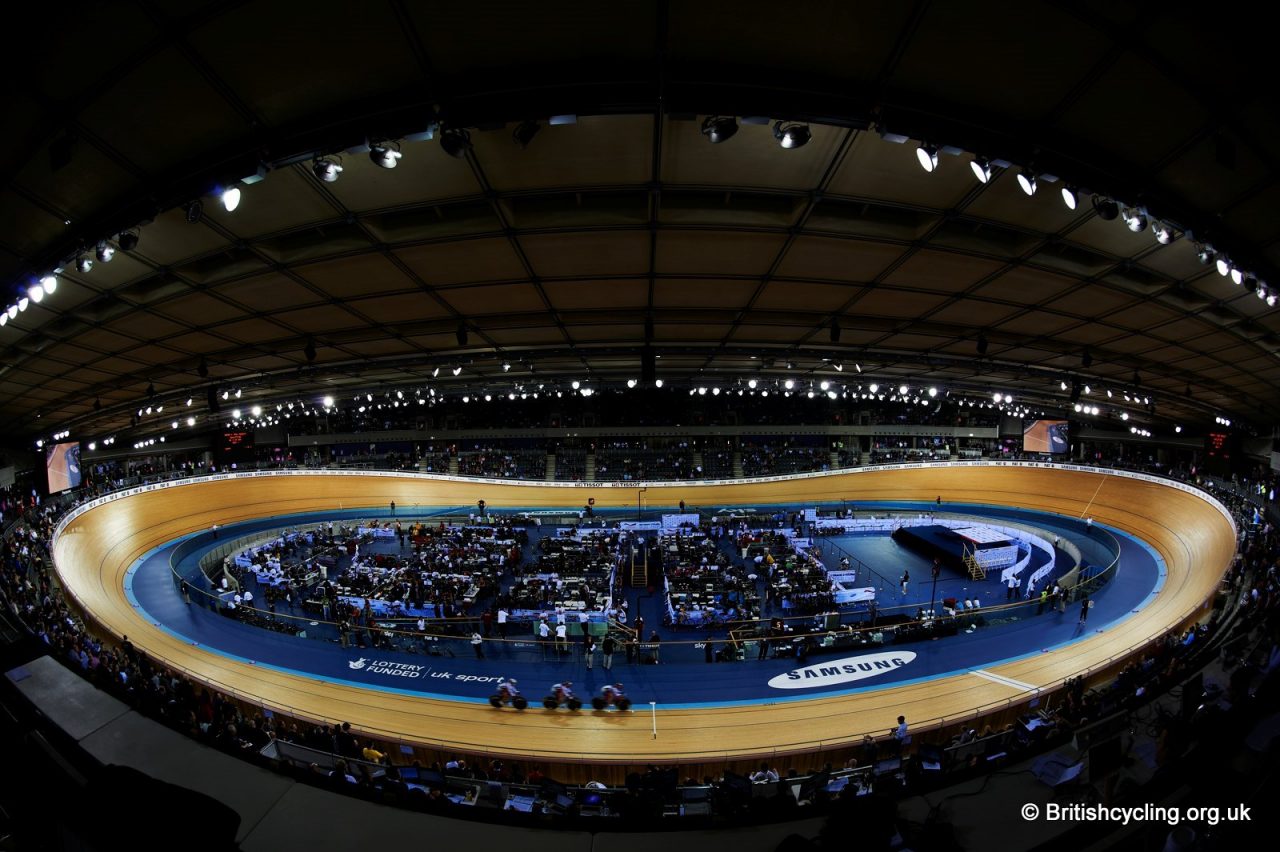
1023, 420, 1069, 454
45, 441, 82, 494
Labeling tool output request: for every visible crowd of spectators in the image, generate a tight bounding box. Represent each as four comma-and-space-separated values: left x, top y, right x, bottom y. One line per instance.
553, 448, 588, 481
456, 446, 545, 479
740, 440, 830, 476
595, 441, 696, 481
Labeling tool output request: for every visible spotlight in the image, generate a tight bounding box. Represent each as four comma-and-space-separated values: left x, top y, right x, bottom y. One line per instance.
899, 384, 909, 396
1061, 186, 1078, 210
440, 128, 472, 159
186, 416, 196, 427
312, 158, 343, 182
1091, 197, 1119, 220
185, 398, 192, 406
502, 361, 511, 372
654, 379, 664, 388
118, 231, 139, 251
970, 157, 992, 183
220, 186, 242, 212
627, 379, 637, 388
916, 143, 939, 173
369, 142, 402, 168
323, 395, 334, 408
701, 116, 738, 144
18, 297, 29, 311
571, 380, 580, 390
869, 383, 879, 393
772, 121, 811, 149
1122, 207, 1147, 232
928, 386, 937, 397
40, 274, 57, 294
232, 408, 241, 419
512, 120, 541, 149
1216, 257, 1230, 276
1153, 223, 1175, 244
820, 380, 830, 391
1175, 425, 1182, 433
28, 285, 43, 303
234, 389, 241, 398
76, 255, 92, 273
1016, 169, 1037, 195
1060, 380, 1068, 390
1230, 267, 1243, 285
748, 379, 758, 389
452, 366, 462, 376
993, 392, 1003, 403
94, 241, 115, 263
1196, 245, 1215, 265
833, 362, 843, 372
184, 199, 203, 223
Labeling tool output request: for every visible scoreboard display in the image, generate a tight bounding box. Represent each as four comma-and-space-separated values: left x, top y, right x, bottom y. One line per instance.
218, 428, 255, 462
1204, 431, 1231, 476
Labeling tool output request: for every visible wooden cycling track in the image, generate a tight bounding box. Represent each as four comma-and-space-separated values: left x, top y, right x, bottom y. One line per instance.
51, 465, 1233, 770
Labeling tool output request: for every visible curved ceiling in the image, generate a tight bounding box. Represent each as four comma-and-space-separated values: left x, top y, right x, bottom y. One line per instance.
3, 1, 1279, 442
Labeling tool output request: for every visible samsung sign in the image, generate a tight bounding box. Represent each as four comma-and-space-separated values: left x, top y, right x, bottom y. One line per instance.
768, 651, 917, 690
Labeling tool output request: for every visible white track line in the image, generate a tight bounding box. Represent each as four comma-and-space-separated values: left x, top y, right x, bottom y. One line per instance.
1079, 473, 1107, 519
970, 669, 1039, 693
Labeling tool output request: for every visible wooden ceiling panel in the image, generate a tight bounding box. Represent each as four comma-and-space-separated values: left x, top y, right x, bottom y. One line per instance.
775, 237, 905, 281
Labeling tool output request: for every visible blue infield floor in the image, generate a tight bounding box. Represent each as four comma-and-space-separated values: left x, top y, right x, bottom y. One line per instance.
122, 501, 1163, 709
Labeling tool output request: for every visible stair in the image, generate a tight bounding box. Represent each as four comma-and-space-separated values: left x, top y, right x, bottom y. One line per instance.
586, 452, 596, 482
829, 451, 840, 469
544, 453, 556, 481
447, 456, 459, 476
731, 451, 743, 478
629, 544, 648, 588
692, 450, 704, 477
963, 546, 986, 580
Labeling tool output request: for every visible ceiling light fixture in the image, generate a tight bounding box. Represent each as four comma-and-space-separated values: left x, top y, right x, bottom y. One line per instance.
220, 185, 242, 212
1091, 196, 1119, 220
970, 157, 992, 183
95, 241, 115, 263
369, 142, 403, 169
512, 120, 541, 149
701, 116, 738, 144
40, 273, 57, 294
1060, 186, 1078, 210
440, 128, 472, 159
1153, 223, 1175, 245
75, 255, 92, 273
1016, 169, 1037, 196
772, 121, 811, 149
916, 143, 939, 173
312, 158, 343, 182
1122, 207, 1147, 232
